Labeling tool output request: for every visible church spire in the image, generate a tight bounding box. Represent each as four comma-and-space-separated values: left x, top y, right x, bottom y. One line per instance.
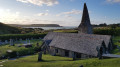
78, 3, 93, 34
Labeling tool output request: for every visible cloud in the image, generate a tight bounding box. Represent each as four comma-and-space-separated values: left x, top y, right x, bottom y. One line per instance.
0, 9, 20, 23
16, 0, 59, 6
56, 9, 82, 16
106, 0, 120, 3
36, 13, 48, 16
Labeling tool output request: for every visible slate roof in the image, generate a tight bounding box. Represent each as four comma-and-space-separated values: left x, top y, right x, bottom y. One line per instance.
49, 36, 104, 56
43, 32, 111, 48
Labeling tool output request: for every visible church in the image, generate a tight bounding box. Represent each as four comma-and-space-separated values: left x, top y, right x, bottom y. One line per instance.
41, 3, 113, 59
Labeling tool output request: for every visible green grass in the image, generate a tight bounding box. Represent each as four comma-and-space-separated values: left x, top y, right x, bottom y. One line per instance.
1, 54, 120, 67
0, 39, 43, 58
54, 30, 78, 33
112, 36, 120, 55
113, 36, 120, 46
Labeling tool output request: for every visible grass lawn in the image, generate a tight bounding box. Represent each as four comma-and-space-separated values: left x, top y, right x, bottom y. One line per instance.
0, 54, 120, 67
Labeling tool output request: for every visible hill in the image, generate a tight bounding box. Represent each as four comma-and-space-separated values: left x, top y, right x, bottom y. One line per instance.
8, 24, 61, 27
0, 22, 21, 34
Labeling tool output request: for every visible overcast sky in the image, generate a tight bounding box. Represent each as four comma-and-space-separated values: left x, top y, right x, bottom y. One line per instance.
0, 0, 120, 26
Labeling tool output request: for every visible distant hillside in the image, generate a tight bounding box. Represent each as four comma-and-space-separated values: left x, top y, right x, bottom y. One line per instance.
8, 24, 61, 27
0, 22, 21, 34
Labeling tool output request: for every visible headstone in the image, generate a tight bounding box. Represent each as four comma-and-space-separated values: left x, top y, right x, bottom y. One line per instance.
36, 42, 39, 47
16, 52, 19, 58
0, 40, 2, 45
39, 37, 42, 40
20, 39, 22, 42
28, 39, 30, 44
38, 51, 42, 61
72, 52, 76, 60
5, 40, 8, 44
26, 39, 28, 44
10, 39, 14, 46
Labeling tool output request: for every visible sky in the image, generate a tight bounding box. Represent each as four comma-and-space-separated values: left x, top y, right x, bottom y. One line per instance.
0, 0, 120, 26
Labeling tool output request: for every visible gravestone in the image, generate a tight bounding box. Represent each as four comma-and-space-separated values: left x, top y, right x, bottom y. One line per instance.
10, 39, 14, 46
38, 51, 42, 61
26, 39, 28, 44
72, 52, 76, 60
0, 40, 2, 45
28, 39, 30, 44
39, 37, 42, 40
118, 40, 120, 43
5, 40, 8, 44
20, 39, 22, 42
36, 42, 39, 47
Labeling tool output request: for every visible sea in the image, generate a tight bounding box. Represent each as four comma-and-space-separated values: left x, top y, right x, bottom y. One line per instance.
23, 26, 77, 30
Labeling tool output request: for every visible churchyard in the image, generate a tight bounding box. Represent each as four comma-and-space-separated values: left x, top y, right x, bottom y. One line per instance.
0, 35, 120, 67
0, 38, 43, 59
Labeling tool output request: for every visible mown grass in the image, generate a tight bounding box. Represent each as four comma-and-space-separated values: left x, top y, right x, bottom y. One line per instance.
0, 54, 120, 67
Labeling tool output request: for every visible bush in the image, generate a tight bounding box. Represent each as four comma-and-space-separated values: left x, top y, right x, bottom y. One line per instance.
6, 50, 17, 58
93, 27, 120, 36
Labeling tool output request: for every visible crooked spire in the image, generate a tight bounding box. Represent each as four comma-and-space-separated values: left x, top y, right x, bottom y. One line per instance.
78, 3, 93, 34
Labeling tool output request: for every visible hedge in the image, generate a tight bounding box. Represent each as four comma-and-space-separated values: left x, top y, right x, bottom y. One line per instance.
0, 33, 47, 41
93, 27, 120, 36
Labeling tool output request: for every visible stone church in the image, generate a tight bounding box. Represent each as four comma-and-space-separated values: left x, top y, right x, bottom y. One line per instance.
41, 3, 113, 59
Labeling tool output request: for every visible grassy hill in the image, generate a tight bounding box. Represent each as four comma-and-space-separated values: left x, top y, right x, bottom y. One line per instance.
0, 22, 21, 34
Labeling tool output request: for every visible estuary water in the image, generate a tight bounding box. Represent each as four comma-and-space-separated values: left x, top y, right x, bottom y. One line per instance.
23, 26, 77, 30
